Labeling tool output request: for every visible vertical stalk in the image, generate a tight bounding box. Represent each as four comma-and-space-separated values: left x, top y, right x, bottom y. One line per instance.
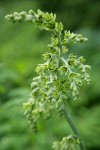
63, 103, 86, 150
57, 30, 86, 150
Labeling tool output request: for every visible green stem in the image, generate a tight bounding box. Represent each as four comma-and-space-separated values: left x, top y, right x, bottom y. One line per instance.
63, 104, 86, 150
57, 30, 86, 150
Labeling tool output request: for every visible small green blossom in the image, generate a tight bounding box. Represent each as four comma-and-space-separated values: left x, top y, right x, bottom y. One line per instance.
52, 135, 80, 150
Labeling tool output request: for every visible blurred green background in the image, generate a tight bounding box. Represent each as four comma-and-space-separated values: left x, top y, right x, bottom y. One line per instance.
0, 0, 100, 150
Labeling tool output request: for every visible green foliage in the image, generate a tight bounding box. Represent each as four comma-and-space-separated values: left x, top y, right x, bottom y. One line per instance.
5, 9, 91, 150
0, 1, 100, 150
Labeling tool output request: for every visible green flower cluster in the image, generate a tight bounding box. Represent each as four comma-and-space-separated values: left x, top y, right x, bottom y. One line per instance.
5, 9, 91, 131
5, 9, 91, 149
5, 9, 62, 32
52, 135, 80, 150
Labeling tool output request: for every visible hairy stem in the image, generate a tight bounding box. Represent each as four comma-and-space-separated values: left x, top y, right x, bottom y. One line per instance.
63, 104, 86, 150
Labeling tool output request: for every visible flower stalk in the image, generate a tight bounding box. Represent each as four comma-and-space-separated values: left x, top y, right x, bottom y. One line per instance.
63, 103, 86, 150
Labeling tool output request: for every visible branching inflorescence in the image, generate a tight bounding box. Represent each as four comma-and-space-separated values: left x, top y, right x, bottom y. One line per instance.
5, 9, 91, 150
